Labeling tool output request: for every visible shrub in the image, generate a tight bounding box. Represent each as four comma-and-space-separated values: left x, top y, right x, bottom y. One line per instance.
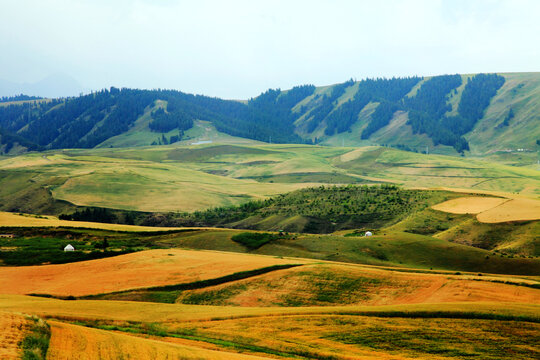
231, 232, 279, 250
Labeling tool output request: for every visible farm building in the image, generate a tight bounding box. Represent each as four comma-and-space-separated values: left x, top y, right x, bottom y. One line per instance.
365, 231, 373, 237
64, 244, 75, 252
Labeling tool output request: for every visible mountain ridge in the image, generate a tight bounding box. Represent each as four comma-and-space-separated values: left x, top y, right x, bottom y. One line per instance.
0, 72, 538, 156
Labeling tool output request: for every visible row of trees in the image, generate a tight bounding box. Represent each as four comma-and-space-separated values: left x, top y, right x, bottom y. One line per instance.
323, 77, 422, 136
0, 75, 506, 152
137, 184, 436, 233
0, 94, 42, 103
0, 84, 320, 149
406, 74, 505, 152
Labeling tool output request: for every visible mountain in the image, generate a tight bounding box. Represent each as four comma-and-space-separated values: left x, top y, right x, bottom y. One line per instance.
0, 73, 85, 98
0, 72, 539, 155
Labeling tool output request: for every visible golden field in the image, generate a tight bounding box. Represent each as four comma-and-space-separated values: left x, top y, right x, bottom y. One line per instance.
0, 249, 308, 297
45, 320, 271, 360
432, 195, 540, 223
0, 211, 187, 231
0, 312, 30, 360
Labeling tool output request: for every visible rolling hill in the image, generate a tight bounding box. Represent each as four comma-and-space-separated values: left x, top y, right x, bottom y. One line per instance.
1, 72, 539, 156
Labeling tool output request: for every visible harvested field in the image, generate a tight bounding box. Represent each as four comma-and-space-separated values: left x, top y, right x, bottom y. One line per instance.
170, 314, 540, 360
175, 263, 540, 306
433, 196, 540, 223
0, 249, 309, 296
0, 211, 185, 232
46, 320, 271, 360
0, 312, 30, 360
431, 196, 507, 214
477, 198, 540, 223
1, 295, 539, 324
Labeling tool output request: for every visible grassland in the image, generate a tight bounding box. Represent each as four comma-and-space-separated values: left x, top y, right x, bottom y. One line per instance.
1, 144, 539, 216
0, 135, 538, 357
323, 72, 540, 156
1, 295, 539, 359
0, 226, 538, 359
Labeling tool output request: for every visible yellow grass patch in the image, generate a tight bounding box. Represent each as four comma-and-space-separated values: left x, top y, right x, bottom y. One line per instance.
338, 146, 380, 162
0, 249, 309, 296
0, 211, 185, 231
431, 196, 507, 214
477, 198, 540, 223
1, 295, 539, 324
46, 320, 270, 360
173, 314, 540, 360
432, 196, 540, 223
177, 263, 540, 307
0, 312, 30, 359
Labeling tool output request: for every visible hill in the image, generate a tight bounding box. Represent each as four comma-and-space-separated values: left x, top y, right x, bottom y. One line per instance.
1, 144, 539, 217
0, 223, 539, 359
1, 72, 539, 156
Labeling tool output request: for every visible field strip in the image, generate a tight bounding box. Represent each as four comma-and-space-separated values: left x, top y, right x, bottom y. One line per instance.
0, 249, 312, 297
1, 295, 539, 323
431, 195, 540, 222
431, 196, 509, 214
46, 320, 273, 360
476, 198, 540, 223
0, 211, 191, 231
80, 264, 303, 300
0, 312, 30, 360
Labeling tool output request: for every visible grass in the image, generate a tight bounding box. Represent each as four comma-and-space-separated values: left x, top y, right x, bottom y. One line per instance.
231, 232, 280, 249
1, 143, 539, 215
20, 316, 50, 360
467, 72, 540, 154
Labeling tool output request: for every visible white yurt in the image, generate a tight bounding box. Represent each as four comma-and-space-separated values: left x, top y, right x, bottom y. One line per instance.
64, 244, 75, 252
365, 231, 373, 237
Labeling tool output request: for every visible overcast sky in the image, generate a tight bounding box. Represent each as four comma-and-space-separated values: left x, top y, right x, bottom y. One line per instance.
1, 0, 539, 99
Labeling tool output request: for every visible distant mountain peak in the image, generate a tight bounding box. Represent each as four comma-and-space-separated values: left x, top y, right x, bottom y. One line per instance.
0, 73, 86, 98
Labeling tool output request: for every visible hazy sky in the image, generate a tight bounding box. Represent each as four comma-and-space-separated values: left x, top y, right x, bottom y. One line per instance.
1, 0, 539, 98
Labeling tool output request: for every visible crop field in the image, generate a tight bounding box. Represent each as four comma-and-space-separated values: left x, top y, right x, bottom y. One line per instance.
0, 236, 539, 359
431, 196, 508, 214
0, 143, 539, 358
0, 211, 186, 231
1, 295, 539, 359
432, 196, 540, 223
171, 263, 540, 307
0, 249, 308, 297
45, 320, 269, 360
0, 312, 30, 359
166, 313, 540, 359
477, 198, 540, 223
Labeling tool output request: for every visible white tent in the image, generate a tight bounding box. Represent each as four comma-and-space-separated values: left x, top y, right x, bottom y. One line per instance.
365, 231, 373, 237
64, 244, 75, 252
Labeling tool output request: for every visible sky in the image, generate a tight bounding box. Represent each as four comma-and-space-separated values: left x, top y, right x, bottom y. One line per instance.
1, 0, 539, 99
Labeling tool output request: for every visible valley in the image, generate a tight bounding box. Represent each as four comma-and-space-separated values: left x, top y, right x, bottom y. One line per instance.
0, 74, 539, 359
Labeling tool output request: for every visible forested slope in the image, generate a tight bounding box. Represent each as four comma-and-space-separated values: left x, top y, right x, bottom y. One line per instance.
0, 72, 538, 155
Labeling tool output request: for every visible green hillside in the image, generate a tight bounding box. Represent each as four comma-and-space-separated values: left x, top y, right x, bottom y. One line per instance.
1, 73, 538, 157
1, 144, 539, 216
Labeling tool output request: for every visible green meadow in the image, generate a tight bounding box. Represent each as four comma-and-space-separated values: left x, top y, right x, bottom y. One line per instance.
1, 143, 539, 215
